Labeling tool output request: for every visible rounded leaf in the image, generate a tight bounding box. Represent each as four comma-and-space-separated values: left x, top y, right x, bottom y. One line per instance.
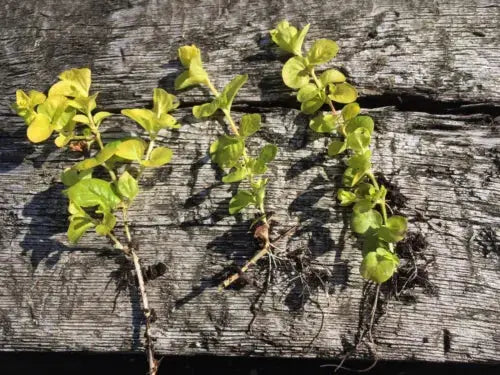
319, 69, 346, 85
346, 115, 374, 134
310, 113, 338, 133
341, 102, 360, 121
240, 114, 261, 137
115, 139, 146, 161
141, 146, 173, 167
328, 140, 346, 156
116, 171, 139, 201
296, 83, 319, 103
351, 209, 383, 234
360, 248, 399, 283
346, 127, 371, 153
27, 113, 53, 143
329, 82, 358, 104
282, 56, 310, 89
307, 39, 339, 65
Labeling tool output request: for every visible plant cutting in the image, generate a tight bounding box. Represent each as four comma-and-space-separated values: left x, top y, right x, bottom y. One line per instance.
270, 20, 407, 291
12, 67, 180, 375
175, 45, 279, 289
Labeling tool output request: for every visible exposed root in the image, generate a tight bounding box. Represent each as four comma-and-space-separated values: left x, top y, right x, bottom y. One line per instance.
219, 222, 271, 290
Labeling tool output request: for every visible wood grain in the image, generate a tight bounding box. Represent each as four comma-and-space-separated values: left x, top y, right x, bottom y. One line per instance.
0, 0, 499, 364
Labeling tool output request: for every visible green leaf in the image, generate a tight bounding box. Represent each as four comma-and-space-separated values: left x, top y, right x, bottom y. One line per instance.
158, 113, 180, 129
229, 190, 255, 215
141, 146, 173, 167
346, 127, 371, 153
329, 82, 358, 103
328, 140, 347, 156
347, 150, 371, 173
309, 113, 338, 133
75, 141, 121, 170
353, 199, 374, 214
341, 102, 360, 121
296, 83, 319, 102
362, 230, 387, 255
68, 93, 97, 113
218, 74, 248, 111
116, 171, 139, 201
351, 209, 383, 234
360, 248, 399, 283
301, 91, 326, 114
153, 88, 179, 116
61, 168, 92, 187
178, 45, 202, 67
282, 56, 310, 89
270, 20, 310, 56
12, 89, 46, 124
95, 211, 117, 236
27, 113, 53, 143
175, 45, 209, 89
240, 114, 261, 137
209, 135, 245, 169
345, 115, 374, 135
337, 189, 356, 206
67, 216, 94, 244
354, 183, 376, 200
378, 215, 408, 243
319, 69, 346, 85
48, 68, 91, 97
121, 108, 155, 134
66, 178, 121, 210
222, 168, 248, 183
73, 114, 90, 124
343, 167, 366, 187
93, 111, 113, 126
307, 39, 339, 65
115, 138, 146, 161
193, 100, 219, 118
258, 144, 278, 163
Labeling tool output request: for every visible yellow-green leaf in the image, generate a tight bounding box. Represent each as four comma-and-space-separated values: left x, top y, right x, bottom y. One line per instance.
115, 138, 146, 161
49, 68, 91, 97
140, 146, 173, 168
153, 88, 179, 116
282, 56, 310, 89
307, 39, 339, 65
329, 82, 358, 104
27, 113, 53, 143
319, 69, 346, 85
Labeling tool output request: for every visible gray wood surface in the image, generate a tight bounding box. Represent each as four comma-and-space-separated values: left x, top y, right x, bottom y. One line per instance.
0, 0, 499, 364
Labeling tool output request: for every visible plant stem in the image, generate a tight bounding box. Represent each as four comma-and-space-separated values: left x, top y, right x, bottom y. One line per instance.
206, 78, 240, 136
136, 138, 156, 181
130, 247, 158, 375
107, 231, 158, 375
219, 241, 270, 290
122, 207, 132, 243
87, 111, 117, 181
367, 171, 394, 252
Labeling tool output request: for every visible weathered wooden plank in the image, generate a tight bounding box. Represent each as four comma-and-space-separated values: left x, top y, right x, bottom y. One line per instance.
0, 0, 499, 114
0, 106, 498, 362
